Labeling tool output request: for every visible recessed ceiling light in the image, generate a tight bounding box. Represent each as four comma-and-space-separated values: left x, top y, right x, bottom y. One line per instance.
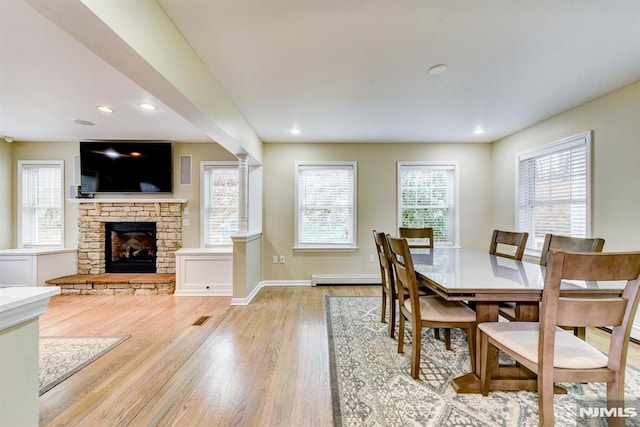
139, 103, 156, 110
72, 119, 95, 126
473, 128, 486, 135
290, 128, 301, 135
428, 64, 448, 75
96, 105, 115, 113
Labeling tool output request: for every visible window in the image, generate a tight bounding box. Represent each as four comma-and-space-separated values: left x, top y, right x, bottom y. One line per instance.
18, 160, 64, 247
295, 161, 357, 250
397, 162, 459, 247
201, 162, 239, 246
516, 131, 592, 253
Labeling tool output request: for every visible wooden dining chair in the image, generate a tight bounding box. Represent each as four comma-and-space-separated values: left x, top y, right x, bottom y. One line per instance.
488, 229, 529, 260
373, 230, 399, 338
479, 250, 640, 427
399, 227, 434, 249
488, 229, 528, 323
373, 230, 434, 339
538, 233, 605, 267
387, 236, 477, 379
398, 227, 448, 343
498, 234, 605, 339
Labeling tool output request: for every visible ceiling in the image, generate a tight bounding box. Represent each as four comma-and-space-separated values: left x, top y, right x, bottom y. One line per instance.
1, 0, 640, 151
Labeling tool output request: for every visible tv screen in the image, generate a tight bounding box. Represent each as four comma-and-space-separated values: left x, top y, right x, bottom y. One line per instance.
80, 140, 173, 194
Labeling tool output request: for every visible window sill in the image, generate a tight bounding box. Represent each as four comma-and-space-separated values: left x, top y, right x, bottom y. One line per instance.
293, 246, 359, 253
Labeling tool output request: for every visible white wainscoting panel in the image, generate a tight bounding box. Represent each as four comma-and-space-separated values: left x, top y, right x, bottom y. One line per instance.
174, 248, 233, 296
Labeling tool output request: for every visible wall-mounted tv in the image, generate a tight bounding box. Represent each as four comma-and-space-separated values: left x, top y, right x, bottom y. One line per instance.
80, 140, 173, 194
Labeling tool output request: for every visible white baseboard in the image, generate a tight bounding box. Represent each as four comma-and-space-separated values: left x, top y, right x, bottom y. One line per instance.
631, 323, 640, 343
174, 289, 233, 297
311, 274, 381, 286
230, 280, 311, 305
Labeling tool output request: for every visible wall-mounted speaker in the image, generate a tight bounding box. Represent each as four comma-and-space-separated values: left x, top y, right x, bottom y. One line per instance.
73, 154, 81, 185
180, 155, 192, 185
69, 185, 79, 199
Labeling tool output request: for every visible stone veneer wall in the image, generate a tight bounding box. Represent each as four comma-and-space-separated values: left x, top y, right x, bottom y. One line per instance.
77, 201, 184, 274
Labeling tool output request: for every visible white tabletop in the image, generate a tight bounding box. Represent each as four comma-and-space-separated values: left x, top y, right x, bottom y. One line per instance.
413, 248, 625, 300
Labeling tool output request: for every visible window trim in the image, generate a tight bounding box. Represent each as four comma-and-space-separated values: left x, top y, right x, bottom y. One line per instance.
397, 161, 460, 248
17, 160, 65, 248
200, 160, 239, 249
294, 161, 358, 252
515, 130, 593, 258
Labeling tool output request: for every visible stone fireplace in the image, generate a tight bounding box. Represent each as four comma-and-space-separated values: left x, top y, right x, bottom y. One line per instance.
77, 200, 186, 275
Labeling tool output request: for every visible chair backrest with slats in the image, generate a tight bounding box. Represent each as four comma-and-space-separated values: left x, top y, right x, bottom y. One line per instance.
387, 236, 421, 314
399, 227, 434, 249
373, 230, 395, 297
540, 250, 640, 365
489, 229, 529, 260
539, 234, 605, 266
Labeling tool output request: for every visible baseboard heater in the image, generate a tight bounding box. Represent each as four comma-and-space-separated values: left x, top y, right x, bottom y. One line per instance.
311, 274, 381, 286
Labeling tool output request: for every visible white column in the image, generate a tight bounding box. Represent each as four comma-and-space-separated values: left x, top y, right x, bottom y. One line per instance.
237, 153, 249, 233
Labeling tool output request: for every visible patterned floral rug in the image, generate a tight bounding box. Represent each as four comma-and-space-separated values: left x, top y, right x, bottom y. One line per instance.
326, 296, 640, 427
39, 335, 130, 395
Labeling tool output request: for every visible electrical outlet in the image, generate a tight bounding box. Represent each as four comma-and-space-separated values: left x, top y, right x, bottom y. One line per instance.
272, 255, 278, 264
369, 254, 375, 263
280, 255, 285, 264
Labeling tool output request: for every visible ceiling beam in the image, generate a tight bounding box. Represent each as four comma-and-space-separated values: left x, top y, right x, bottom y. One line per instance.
24, 0, 263, 165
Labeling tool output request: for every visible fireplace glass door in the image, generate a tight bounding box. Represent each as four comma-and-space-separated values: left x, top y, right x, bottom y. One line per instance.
105, 222, 157, 273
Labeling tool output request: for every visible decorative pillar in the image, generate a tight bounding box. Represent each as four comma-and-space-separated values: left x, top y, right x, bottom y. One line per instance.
237, 153, 249, 233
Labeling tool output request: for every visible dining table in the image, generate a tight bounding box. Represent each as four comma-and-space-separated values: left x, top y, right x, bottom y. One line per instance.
411, 247, 626, 394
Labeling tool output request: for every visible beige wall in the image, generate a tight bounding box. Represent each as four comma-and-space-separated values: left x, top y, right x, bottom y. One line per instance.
170, 143, 237, 247
262, 142, 493, 281
4, 80, 639, 281
0, 142, 11, 249
491, 80, 640, 251
6, 141, 235, 249
8, 141, 78, 248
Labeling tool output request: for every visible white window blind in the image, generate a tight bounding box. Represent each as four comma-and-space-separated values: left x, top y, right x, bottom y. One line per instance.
202, 164, 239, 246
295, 162, 357, 249
398, 162, 457, 246
19, 161, 63, 247
517, 131, 591, 252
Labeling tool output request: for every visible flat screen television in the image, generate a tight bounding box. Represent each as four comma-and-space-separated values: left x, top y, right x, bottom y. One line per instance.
79, 140, 173, 194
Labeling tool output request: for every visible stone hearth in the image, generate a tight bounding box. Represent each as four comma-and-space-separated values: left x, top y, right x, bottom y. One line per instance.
46, 273, 175, 295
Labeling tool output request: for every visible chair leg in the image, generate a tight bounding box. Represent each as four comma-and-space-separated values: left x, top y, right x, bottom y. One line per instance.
444, 328, 451, 350
434, 328, 441, 340
606, 378, 625, 427
479, 332, 494, 396
398, 312, 405, 354
466, 327, 476, 374
381, 291, 387, 324
537, 370, 555, 426
575, 326, 586, 340
411, 321, 421, 379
389, 298, 396, 339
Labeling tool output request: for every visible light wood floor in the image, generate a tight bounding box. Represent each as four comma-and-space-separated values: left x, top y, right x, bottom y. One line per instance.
39, 285, 640, 426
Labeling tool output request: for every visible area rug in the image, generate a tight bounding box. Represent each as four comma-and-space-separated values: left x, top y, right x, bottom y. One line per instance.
39, 335, 130, 395
326, 296, 640, 427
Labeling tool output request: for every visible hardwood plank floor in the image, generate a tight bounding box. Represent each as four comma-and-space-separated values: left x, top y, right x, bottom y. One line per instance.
39, 285, 640, 426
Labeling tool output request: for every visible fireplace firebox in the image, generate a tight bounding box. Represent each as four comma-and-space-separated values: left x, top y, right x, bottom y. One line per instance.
105, 222, 157, 273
